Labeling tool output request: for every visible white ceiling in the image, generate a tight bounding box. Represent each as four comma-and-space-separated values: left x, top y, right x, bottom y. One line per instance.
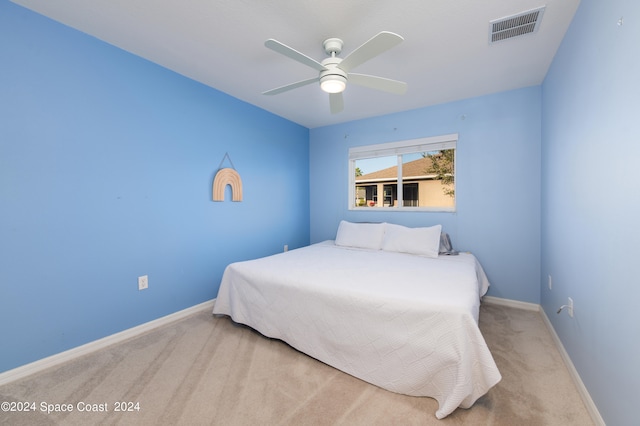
12, 0, 580, 128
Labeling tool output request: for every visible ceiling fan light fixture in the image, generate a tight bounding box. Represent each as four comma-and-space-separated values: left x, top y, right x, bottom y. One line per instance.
320, 75, 347, 93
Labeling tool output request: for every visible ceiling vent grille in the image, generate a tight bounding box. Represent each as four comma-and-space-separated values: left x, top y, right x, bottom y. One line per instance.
489, 6, 546, 43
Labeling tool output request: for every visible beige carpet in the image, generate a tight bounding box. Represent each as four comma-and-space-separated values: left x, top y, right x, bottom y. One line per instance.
0, 303, 593, 425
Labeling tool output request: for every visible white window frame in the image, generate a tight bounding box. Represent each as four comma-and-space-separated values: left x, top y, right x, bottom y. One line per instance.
349, 134, 457, 212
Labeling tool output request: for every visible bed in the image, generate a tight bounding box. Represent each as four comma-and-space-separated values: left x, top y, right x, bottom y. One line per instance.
213, 221, 501, 419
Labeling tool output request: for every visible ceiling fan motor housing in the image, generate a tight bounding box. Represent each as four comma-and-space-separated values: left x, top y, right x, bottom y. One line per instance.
319, 57, 347, 93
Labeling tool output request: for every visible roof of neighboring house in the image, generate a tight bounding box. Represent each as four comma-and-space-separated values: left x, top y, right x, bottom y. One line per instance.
356, 156, 437, 182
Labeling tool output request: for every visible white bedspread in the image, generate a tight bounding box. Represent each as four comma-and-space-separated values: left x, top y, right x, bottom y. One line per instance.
213, 241, 501, 419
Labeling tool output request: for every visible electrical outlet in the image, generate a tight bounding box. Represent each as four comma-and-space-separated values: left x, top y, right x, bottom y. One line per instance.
284, 245, 289, 252
548, 275, 552, 290
568, 297, 574, 318
138, 275, 148, 291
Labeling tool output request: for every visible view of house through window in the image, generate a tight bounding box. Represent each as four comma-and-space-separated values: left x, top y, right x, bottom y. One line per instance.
349, 135, 457, 211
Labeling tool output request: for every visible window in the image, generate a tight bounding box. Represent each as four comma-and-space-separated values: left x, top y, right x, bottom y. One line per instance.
349, 134, 457, 211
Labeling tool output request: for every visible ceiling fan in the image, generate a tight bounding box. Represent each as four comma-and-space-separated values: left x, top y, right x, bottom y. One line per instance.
262, 31, 408, 114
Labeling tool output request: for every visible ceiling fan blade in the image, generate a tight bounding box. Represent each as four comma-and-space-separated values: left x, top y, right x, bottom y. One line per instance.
329, 93, 344, 114
349, 73, 408, 94
262, 77, 320, 95
265, 39, 327, 72
338, 31, 404, 72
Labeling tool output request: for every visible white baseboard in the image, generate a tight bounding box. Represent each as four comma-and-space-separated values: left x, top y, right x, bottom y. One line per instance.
0, 299, 215, 386
483, 296, 604, 425
539, 308, 605, 426
482, 295, 540, 311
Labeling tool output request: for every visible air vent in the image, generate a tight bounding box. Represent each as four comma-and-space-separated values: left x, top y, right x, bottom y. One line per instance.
489, 6, 546, 44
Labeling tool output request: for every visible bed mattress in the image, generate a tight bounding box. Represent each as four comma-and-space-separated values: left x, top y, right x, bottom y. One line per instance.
213, 241, 501, 419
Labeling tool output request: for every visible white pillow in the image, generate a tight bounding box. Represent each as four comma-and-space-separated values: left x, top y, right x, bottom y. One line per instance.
335, 220, 385, 250
382, 223, 442, 258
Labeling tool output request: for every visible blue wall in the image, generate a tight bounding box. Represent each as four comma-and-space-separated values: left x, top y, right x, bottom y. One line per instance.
0, 1, 309, 373
309, 87, 541, 303
541, 0, 639, 424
